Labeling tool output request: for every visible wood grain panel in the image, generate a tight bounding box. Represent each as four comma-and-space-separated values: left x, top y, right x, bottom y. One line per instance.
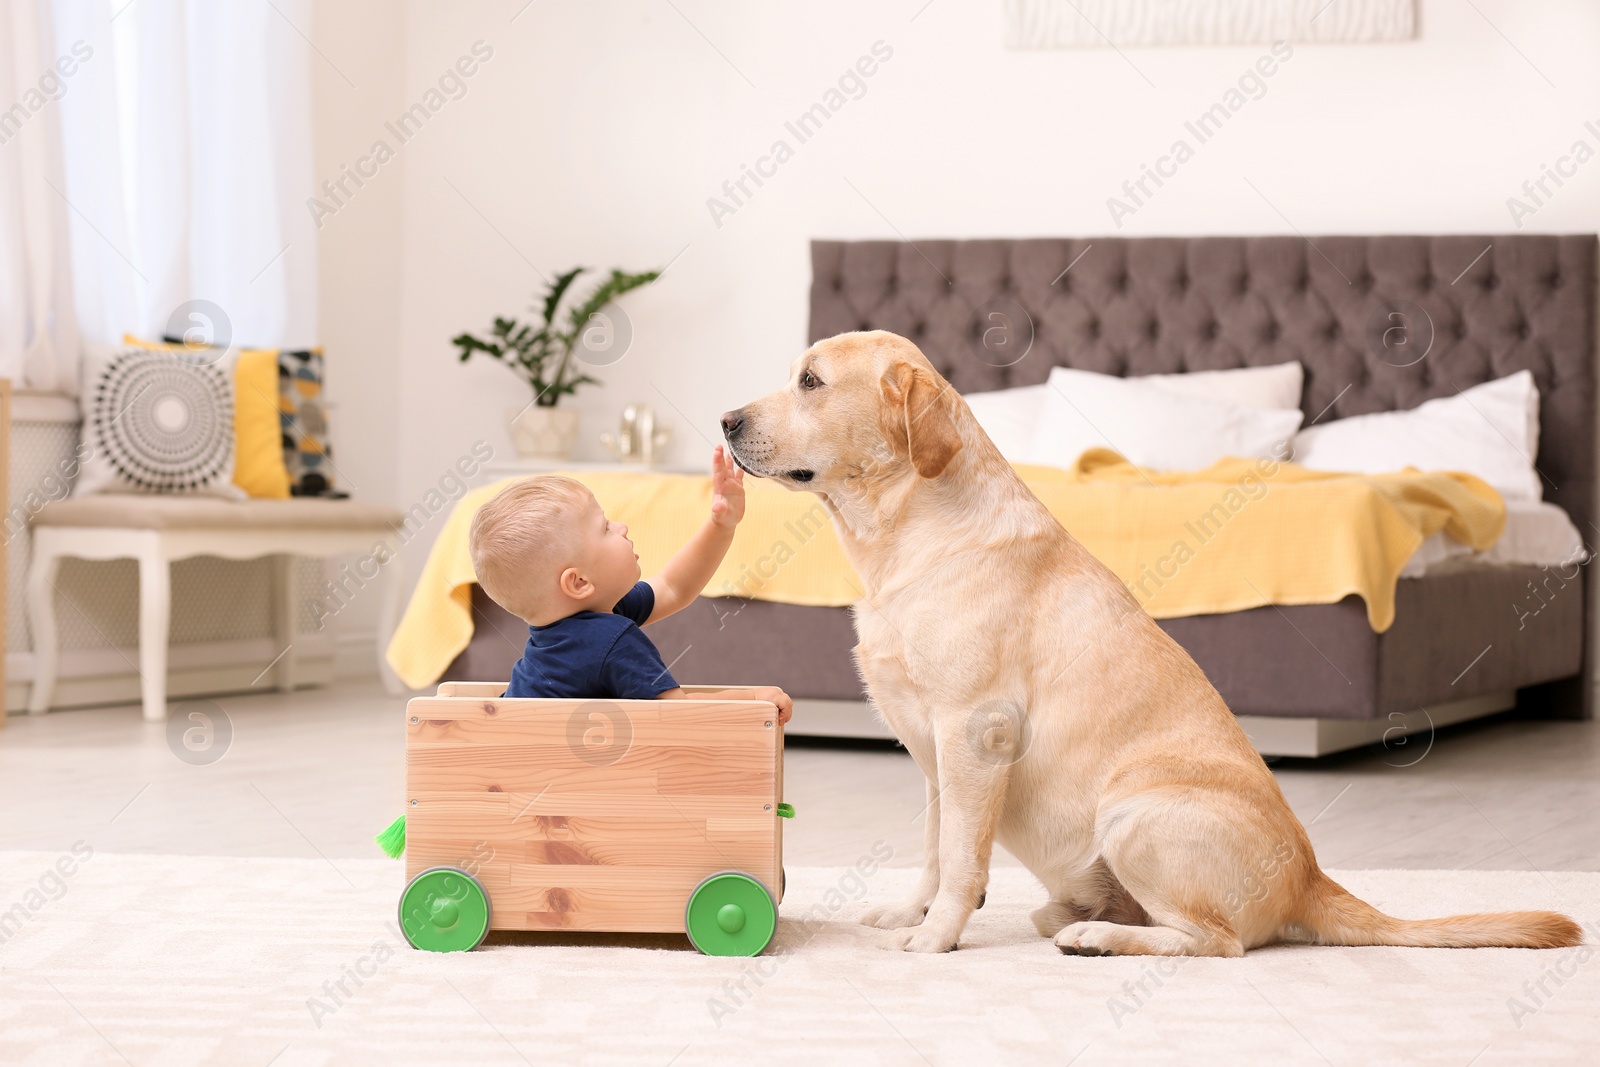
407, 816, 768, 867
410, 766, 663, 797
406, 791, 767, 822
407, 697, 776, 728
407, 745, 772, 795
402, 694, 783, 933
435, 682, 506, 697
408, 716, 773, 749
433, 683, 760, 699
406, 852, 776, 932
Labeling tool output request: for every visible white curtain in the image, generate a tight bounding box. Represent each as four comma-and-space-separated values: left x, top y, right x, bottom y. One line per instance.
0, 0, 78, 391
0, 0, 317, 393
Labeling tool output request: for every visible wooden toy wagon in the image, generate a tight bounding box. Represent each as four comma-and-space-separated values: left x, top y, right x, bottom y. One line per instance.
392, 682, 789, 957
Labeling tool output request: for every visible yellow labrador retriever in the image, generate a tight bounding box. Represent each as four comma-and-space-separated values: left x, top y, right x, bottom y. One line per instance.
722, 329, 1581, 956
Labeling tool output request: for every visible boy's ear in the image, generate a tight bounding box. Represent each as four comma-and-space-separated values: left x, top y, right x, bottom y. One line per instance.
558, 566, 593, 600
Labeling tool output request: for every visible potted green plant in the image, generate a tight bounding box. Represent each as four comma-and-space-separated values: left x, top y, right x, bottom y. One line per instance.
453, 266, 660, 458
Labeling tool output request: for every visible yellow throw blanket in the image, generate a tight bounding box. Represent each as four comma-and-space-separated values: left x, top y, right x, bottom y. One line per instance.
385, 451, 1505, 689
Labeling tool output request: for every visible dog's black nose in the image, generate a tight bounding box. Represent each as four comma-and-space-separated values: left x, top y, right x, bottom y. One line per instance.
720, 410, 745, 438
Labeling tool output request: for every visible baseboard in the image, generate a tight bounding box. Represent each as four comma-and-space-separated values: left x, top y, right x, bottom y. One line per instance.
783, 691, 1521, 758
4, 635, 338, 714
5, 657, 335, 714
787, 699, 896, 740
333, 629, 381, 681
1235, 691, 1518, 758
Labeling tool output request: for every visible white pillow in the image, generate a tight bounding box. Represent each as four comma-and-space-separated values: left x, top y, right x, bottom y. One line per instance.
1026, 366, 1303, 472
1142, 361, 1303, 411
75, 342, 245, 498
962, 384, 1046, 462
1291, 370, 1542, 501
962, 362, 1302, 462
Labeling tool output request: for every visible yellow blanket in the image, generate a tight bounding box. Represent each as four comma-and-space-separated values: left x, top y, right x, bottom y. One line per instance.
385, 451, 1505, 689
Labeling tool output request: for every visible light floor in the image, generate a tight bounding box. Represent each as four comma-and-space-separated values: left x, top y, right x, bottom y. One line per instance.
6, 856, 1592, 1066
2, 679, 1597, 874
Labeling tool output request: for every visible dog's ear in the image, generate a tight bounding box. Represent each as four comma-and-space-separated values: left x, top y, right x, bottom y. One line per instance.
881, 361, 963, 479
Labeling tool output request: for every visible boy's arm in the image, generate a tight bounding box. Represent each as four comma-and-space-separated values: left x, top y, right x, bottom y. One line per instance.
645, 446, 744, 623
659, 684, 792, 725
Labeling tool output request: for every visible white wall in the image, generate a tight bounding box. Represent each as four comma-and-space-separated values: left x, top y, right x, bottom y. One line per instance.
312, 0, 407, 512
310, 0, 407, 655
316, 0, 1600, 583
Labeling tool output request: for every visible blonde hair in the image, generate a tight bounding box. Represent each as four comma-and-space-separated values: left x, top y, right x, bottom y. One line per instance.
468, 476, 594, 623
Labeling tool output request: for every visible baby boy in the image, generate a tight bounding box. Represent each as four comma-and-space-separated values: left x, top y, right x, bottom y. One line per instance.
468, 446, 792, 722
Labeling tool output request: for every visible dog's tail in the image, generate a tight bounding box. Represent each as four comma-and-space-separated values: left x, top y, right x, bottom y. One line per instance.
1296, 872, 1582, 949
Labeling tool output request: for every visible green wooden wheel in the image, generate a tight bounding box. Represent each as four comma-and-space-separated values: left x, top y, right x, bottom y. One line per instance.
685, 871, 777, 956
399, 867, 491, 952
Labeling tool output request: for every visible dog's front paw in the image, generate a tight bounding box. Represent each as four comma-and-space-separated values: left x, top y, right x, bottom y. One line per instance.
1054, 921, 1117, 956
883, 924, 958, 953
859, 900, 930, 930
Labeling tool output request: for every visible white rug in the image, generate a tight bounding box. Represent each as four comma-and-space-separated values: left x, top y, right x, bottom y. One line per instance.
0, 852, 1595, 1066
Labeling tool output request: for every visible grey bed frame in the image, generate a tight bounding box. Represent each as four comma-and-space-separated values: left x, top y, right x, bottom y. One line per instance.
451, 235, 1598, 755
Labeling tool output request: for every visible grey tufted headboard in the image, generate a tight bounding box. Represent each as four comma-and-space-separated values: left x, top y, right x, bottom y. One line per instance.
810, 236, 1598, 540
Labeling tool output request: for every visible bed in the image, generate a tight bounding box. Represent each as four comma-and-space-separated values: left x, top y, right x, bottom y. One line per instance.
447, 235, 1597, 756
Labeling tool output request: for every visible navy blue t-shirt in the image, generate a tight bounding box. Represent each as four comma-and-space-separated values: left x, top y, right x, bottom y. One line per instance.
504, 582, 679, 699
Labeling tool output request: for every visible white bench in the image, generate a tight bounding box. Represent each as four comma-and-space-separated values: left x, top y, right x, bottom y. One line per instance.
26, 496, 407, 722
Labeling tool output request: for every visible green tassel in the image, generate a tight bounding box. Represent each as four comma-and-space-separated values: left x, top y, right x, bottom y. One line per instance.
776, 803, 795, 819
375, 814, 406, 858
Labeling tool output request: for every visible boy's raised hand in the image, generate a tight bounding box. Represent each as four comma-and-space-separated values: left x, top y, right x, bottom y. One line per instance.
710, 445, 746, 529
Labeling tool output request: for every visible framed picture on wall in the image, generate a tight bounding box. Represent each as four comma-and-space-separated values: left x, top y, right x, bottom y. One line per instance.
1004, 0, 1417, 48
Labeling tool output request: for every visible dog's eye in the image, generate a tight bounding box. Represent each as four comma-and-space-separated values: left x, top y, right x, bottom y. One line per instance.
800, 370, 821, 390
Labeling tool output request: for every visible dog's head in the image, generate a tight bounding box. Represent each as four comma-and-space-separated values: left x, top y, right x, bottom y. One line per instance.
721, 331, 965, 493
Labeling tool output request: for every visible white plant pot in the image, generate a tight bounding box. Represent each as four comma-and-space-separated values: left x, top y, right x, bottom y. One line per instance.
507, 405, 581, 459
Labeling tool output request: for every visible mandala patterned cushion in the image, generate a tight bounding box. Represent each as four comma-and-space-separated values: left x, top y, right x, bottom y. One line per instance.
277, 348, 338, 497
74, 342, 245, 498
122, 334, 292, 499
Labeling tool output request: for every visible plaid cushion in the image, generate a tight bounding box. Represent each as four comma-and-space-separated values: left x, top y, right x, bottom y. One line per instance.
277, 348, 339, 497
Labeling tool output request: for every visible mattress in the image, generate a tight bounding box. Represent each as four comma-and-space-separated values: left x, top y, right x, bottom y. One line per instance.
1402, 499, 1585, 576
451, 552, 1586, 722
444, 489, 1589, 716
